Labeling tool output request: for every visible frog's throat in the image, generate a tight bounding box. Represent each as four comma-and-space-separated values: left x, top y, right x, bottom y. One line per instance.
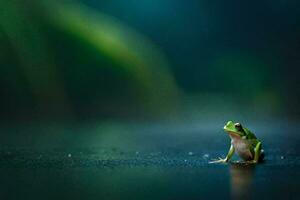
226, 131, 241, 138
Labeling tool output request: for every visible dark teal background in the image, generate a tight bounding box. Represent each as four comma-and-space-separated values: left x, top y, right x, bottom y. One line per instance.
0, 0, 299, 120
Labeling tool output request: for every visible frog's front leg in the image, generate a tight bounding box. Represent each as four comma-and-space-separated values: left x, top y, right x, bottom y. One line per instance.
210, 145, 235, 163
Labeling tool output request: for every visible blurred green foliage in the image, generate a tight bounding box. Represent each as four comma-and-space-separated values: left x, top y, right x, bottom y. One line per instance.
0, 0, 179, 120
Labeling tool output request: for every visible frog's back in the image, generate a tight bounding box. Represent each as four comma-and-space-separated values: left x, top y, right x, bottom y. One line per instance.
243, 127, 257, 139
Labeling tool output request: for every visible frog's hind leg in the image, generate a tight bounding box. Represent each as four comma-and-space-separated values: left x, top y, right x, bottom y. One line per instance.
254, 142, 262, 163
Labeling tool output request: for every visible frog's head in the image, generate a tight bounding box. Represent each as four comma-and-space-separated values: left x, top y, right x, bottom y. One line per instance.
223, 121, 246, 138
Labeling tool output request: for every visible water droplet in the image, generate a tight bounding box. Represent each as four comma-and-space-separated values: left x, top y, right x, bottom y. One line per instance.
203, 154, 209, 159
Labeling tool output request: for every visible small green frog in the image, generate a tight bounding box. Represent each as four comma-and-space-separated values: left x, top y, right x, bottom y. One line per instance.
210, 121, 264, 164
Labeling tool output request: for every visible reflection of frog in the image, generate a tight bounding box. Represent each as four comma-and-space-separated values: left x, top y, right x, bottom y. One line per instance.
211, 121, 264, 164
230, 163, 255, 199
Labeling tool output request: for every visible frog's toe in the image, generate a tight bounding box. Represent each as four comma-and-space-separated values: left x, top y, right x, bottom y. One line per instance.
245, 160, 257, 164
209, 158, 227, 164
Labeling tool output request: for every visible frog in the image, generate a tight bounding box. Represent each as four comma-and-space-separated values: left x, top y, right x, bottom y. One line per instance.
210, 121, 264, 164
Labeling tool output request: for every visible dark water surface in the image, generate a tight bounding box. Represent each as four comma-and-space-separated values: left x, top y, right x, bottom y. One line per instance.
0, 120, 299, 200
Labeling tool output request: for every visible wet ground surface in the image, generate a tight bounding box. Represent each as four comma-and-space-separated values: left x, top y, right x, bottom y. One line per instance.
0, 120, 299, 200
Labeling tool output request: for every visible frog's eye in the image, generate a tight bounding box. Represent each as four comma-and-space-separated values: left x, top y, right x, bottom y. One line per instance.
234, 123, 242, 130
